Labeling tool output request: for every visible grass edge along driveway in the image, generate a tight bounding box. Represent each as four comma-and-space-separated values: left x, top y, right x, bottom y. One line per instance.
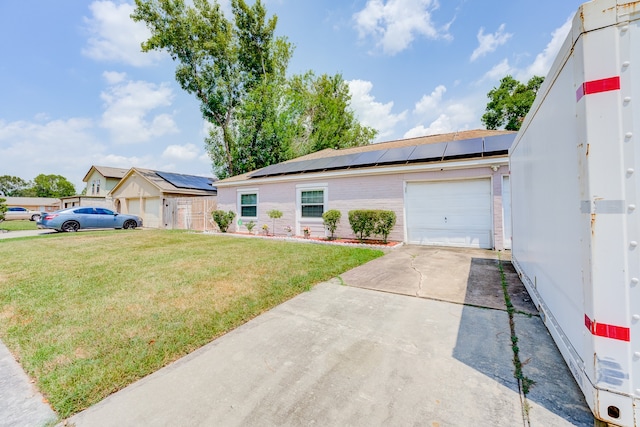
0, 230, 383, 418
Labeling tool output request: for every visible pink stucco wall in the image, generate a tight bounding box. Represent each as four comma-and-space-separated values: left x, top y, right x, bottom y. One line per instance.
217, 164, 509, 249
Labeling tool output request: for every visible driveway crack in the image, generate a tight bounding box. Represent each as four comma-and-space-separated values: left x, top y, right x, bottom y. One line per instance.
410, 254, 425, 297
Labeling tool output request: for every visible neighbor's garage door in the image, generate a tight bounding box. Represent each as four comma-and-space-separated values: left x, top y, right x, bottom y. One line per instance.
406, 179, 492, 248
144, 197, 161, 228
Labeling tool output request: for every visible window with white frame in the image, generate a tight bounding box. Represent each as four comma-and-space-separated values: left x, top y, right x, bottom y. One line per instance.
300, 189, 325, 218
239, 192, 258, 218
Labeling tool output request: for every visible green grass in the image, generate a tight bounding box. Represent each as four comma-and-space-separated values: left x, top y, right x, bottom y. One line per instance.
0, 230, 383, 418
0, 219, 38, 231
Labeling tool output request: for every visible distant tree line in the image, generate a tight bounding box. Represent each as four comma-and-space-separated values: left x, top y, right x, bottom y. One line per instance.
133, 0, 377, 179
0, 174, 76, 198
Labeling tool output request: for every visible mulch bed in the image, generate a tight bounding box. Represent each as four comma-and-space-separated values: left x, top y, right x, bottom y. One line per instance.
224, 232, 402, 248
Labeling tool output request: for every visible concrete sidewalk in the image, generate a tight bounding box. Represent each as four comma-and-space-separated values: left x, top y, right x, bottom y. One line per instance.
65, 277, 592, 426
0, 341, 56, 427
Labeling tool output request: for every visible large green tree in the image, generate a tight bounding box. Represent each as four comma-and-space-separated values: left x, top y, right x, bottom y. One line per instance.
30, 174, 76, 198
482, 75, 544, 131
0, 175, 31, 197
133, 0, 376, 178
288, 72, 376, 157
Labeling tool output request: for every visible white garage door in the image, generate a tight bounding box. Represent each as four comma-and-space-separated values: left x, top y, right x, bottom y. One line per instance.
406, 179, 492, 248
144, 197, 161, 228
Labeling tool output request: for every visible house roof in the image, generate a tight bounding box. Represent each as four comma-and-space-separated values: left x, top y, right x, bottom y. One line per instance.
218, 129, 515, 184
83, 165, 129, 182
109, 168, 217, 196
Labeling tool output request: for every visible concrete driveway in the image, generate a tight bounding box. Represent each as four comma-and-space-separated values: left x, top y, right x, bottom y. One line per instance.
62, 245, 593, 426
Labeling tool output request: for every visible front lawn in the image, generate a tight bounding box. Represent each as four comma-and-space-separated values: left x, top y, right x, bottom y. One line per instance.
0, 230, 383, 418
0, 219, 38, 231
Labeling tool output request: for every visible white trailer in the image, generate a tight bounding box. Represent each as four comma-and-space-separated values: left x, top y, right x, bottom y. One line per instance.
510, 0, 640, 425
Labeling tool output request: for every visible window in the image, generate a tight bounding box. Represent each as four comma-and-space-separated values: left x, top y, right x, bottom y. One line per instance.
240, 193, 257, 217
301, 190, 324, 218
96, 179, 101, 195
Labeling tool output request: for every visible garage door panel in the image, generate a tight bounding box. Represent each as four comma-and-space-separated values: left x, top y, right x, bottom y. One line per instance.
406, 179, 492, 249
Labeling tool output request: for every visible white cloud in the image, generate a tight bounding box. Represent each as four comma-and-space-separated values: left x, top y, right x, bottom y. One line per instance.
353, 0, 450, 55
347, 79, 407, 140
103, 70, 127, 85
517, 15, 572, 80
477, 58, 513, 84
83, 1, 165, 67
405, 85, 479, 138
0, 118, 103, 189
100, 77, 178, 143
413, 85, 446, 116
470, 24, 512, 62
162, 143, 200, 161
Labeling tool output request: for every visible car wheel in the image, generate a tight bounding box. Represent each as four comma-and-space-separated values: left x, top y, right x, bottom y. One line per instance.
61, 221, 80, 232
30, 214, 41, 221
123, 220, 137, 230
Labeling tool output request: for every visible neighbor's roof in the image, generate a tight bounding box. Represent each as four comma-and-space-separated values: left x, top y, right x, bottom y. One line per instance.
218, 129, 515, 184
3, 197, 61, 206
83, 165, 129, 182
109, 168, 217, 196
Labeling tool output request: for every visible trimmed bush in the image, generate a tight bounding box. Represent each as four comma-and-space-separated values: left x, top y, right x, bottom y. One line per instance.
267, 209, 283, 235
212, 210, 236, 232
374, 211, 396, 243
322, 209, 341, 240
348, 209, 397, 243
348, 210, 378, 242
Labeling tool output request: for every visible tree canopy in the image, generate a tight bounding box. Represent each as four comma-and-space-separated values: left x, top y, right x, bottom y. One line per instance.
0, 174, 76, 198
481, 75, 544, 131
132, 0, 376, 179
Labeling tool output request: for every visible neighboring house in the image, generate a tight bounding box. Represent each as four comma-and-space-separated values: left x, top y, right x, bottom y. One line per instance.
3, 197, 60, 213
215, 129, 515, 250
60, 165, 129, 209
108, 168, 217, 230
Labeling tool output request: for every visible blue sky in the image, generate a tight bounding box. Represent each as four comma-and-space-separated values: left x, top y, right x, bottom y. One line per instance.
0, 0, 585, 191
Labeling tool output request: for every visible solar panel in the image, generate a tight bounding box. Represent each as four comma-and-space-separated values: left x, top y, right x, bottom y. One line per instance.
443, 138, 483, 159
407, 142, 447, 162
304, 156, 342, 171
377, 145, 417, 164
156, 171, 216, 191
325, 153, 363, 169
349, 149, 387, 167
483, 133, 516, 155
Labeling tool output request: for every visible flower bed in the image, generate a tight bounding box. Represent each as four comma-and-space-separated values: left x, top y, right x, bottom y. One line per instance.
217, 231, 402, 249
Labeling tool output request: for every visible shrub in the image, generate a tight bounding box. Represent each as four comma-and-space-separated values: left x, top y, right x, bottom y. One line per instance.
211, 210, 236, 232
348, 209, 397, 243
267, 209, 282, 234
245, 220, 256, 233
374, 211, 396, 243
0, 197, 6, 222
322, 209, 341, 240
348, 210, 377, 242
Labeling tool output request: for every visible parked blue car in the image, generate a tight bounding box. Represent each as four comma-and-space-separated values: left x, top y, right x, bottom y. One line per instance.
37, 207, 143, 232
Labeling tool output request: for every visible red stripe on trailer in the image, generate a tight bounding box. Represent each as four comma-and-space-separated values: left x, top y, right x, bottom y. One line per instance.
584, 314, 630, 341
576, 76, 620, 101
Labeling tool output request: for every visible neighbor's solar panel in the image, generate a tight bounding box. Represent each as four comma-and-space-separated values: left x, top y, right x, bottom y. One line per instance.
156, 171, 216, 191
483, 133, 516, 155
407, 142, 447, 162
443, 138, 483, 159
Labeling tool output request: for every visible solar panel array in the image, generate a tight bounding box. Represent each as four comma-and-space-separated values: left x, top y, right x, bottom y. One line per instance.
249, 133, 515, 179
156, 171, 216, 191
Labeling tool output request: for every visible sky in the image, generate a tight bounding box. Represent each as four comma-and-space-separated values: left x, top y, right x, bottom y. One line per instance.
0, 0, 586, 191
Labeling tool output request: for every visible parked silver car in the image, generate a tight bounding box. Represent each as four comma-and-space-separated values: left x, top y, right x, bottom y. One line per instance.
37, 207, 143, 232
4, 207, 43, 221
